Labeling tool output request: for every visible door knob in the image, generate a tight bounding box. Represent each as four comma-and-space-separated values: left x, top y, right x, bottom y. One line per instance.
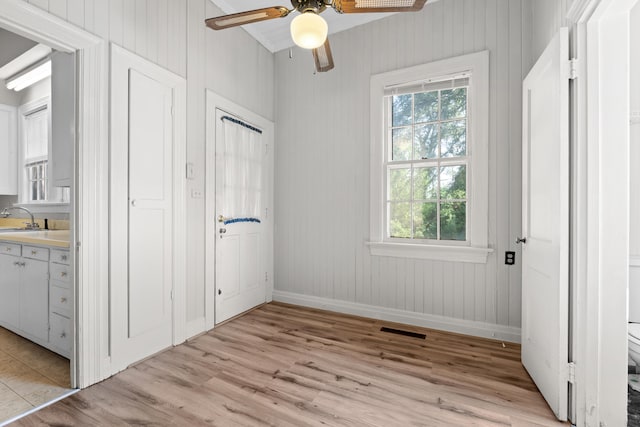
516, 237, 527, 244
218, 215, 228, 223
131, 199, 137, 207
219, 228, 227, 234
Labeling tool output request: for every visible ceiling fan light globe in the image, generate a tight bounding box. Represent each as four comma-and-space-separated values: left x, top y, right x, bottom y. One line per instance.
290, 12, 328, 49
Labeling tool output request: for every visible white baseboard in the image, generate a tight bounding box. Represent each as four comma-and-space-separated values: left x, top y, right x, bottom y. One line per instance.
272, 290, 521, 344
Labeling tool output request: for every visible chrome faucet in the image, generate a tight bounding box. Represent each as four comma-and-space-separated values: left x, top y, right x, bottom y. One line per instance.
0, 207, 39, 229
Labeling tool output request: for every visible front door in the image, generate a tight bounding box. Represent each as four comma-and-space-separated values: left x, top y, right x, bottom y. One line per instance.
214, 108, 267, 324
521, 28, 571, 421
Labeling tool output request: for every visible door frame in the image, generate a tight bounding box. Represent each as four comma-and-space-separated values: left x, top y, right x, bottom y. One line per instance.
204, 91, 274, 332
109, 44, 187, 373
0, 0, 108, 388
568, 0, 637, 425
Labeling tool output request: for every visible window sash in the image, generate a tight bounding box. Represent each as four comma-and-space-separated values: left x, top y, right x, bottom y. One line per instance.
383, 87, 469, 243
25, 160, 48, 202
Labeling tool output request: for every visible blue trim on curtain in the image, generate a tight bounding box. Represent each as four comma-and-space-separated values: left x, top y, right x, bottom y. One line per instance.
221, 115, 263, 134
223, 217, 261, 225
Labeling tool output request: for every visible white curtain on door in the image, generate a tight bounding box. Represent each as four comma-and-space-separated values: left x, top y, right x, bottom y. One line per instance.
221, 117, 263, 219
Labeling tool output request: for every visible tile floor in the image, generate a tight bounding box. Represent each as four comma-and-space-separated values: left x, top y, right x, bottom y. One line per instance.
0, 327, 71, 424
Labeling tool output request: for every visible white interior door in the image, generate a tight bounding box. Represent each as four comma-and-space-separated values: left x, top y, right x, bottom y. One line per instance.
214, 108, 267, 324
521, 28, 570, 421
110, 45, 186, 371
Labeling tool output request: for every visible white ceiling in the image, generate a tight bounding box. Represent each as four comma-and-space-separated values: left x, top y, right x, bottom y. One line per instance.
208, 0, 396, 53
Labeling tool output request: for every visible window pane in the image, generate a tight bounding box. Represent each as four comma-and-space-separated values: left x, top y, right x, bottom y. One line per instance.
392, 94, 412, 127
440, 165, 466, 199
38, 179, 45, 201
440, 202, 466, 240
388, 167, 411, 201
413, 167, 437, 200
414, 202, 437, 239
31, 181, 38, 201
441, 119, 466, 157
441, 88, 466, 120
389, 202, 411, 238
392, 127, 412, 161
414, 91, 438, 123
414, 124, 438, 160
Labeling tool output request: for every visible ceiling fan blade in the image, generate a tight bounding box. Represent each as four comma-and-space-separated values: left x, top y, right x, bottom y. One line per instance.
332, 0, 426, 13
205, 7, 290, 30
312, 39, 335, 73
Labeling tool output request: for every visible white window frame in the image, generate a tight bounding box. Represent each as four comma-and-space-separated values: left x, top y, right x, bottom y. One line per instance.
369, 51, 491, 263
17, 95, 69, 213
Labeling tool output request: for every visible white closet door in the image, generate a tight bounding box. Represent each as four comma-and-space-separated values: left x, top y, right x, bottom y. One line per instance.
521, 28, 570, 421
110, 45, 185, 371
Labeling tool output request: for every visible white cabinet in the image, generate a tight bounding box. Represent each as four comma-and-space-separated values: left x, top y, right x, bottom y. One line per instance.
0, 243, 49, 343
0, 241, 71, 358
0, 243, 21, 328
0, 104, 18, 194
19, 253, 49, 343
51, 51, 76, 188
49, 248, 71, 357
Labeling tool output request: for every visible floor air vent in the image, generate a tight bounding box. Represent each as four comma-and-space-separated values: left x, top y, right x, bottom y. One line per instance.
380, 327, 426, 339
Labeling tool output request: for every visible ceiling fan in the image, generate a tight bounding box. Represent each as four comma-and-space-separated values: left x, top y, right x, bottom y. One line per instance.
205, 0, 427, 73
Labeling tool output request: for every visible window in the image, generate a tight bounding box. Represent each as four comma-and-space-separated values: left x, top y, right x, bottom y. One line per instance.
22, 105, 49, 202
18, 96, 68, 208
386, 82, 468, 241
369, 51, 491, 263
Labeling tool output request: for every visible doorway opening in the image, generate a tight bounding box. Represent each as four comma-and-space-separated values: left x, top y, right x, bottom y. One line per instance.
0, 26, 74, 424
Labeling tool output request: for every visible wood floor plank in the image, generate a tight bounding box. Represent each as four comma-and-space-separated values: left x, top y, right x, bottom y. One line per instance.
11, 302, 568, 426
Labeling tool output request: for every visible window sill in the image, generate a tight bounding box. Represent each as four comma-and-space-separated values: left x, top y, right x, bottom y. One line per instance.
367, 241, 493, 264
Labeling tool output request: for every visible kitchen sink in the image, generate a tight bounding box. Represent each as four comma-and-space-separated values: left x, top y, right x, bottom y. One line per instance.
0, 227, 36, 232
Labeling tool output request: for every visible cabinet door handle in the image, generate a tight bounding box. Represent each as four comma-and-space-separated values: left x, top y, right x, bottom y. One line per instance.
31, 250, 37, 256
61, 297, 67, 303
5, 247, 11, 252
61, 255, 68, 261
19, 262, 25, 267
13, 261, 19, 266
61, 271, 68, 277
60, 332, 66, 339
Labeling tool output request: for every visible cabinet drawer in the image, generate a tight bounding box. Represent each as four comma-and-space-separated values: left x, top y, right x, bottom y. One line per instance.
50, 263, 70, 284
50, 285, 71, 318
23, 245, 49, 261
49, 312, 71, 356
51, 249, 70, 265
0, 242, 21, 257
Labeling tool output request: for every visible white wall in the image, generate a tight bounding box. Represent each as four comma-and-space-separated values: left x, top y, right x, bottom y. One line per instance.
529, 0, 574, 63
273, 0, 531, 339
0, 85, 20, 106
21, 0, 275, 332
630, 3, 640, 260
19, 75, 50, 105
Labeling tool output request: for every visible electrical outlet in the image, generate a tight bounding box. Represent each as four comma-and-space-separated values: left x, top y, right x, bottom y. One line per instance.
191, 189, 203, 199
505, 251, 515, 265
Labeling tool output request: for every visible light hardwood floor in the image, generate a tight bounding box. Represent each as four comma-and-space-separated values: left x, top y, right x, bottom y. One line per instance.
11, 303, 567, 426
0, 328, 70, 424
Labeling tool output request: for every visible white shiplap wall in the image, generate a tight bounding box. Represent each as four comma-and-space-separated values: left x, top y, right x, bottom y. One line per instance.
22, 0, 275, 330
274, 0, 533, 340
529, 0, 574, 64
630, 3, 640, 259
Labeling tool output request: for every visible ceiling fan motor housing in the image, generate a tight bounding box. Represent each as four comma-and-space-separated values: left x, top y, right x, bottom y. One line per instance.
291, 0, 328, 14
